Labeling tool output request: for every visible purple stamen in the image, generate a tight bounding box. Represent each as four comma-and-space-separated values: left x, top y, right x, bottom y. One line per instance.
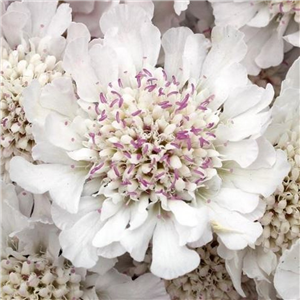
170, 142, 180, 149
113, 142, 124, 149
116, 111, 120, 123
90, 163, 104, 175
113, 165, 120, 177
155, 172, 165, 179
100, 93, 107, 103
132, 110, 142, 116
207, 123, 214, 129
95, 103, 101, 115
199, 137, 209, 147
123, 151, 132, 158
89, 132, 96, 144
167, 91, 179, 97
206, 132, 216, 138
191, 126, 202, 135
158, 87, 165, 96
145, 84, 157, 92
162, 70, 168, 81
110, 98, 119, 108
118, 78, 123, 88
143, 68, 152, 77
184, 155, 194, 163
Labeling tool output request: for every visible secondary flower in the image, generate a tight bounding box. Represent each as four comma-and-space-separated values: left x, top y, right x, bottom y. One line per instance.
215, 57, 300, 300
165, 239, 256, 300
211, 0, 300, 75
10, 4, 290, 280
0, 0, 71, 181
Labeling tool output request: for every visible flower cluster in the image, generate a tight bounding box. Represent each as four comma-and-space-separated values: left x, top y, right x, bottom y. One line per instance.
1, 1, 299, 300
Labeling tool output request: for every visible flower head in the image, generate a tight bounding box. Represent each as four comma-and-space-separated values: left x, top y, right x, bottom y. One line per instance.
211, 0, 300, 75
0, 0, 71, 181
10, 4, 290, 280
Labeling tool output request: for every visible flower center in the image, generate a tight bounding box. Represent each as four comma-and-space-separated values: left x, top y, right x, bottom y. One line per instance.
84, 68, 220, 205
0, 44, 64, 176
1, 256, 84, 299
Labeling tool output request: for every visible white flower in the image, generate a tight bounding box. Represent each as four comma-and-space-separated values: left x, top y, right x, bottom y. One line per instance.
0, 0, 71, 181
216, 57, 300, 300
274, 239, 300, 300
165, 238, 255, 300
10, 5, 289, 280
0, 191, 86, 300
211, 0, 300, 75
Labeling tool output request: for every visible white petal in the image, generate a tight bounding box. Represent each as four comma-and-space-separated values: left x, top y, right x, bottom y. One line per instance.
9, 157, 87, 213
46, 3, 71, 37
223, 150, 290, 197
248, 137, 276, 169
209, 202, 263, 250
106, 272, 169, 300
218, 139, 259, 168
213, 188, 259, 214
282, 56, 300, 90
63, 25, 99, 102
255, 30, 284, 69
45, 113, 82, 151
168, 200, 198, 227
52, 196, 102, 230
89, 44, 119, 87
247, 6, 271, 28
150, 219, 200, 279
101, 5, 160, 69
96, 242, 126, 259
93, 207, 130, 248
40, 77, 78, 119
120, 214, 157, 262
174, 0, 189, 15
211, 1, 259, 29
284, 30, 300, 47
59, 211, 103, 268
174, 206, 210, 246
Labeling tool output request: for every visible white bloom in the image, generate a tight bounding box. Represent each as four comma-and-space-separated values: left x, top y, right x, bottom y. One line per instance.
0, 0, 71, 181
0, 191, 86, 300
10, 5, 289, 280
211, 0, 300, 75
216, 57, 300, 300
274, 239, 300, 300
166, 239, 255, 300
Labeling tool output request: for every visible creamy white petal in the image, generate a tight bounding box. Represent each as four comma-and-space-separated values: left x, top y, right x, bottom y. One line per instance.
168, 200, 198, 227
223, 150, 290, 197
213, 188, 259, 214
92, 207, 130, 248
59, 211, 103, 268
120, 214, 157, 262
151, 219, 200, 279
9, 157, 87, 213
218, 140, 259, 168
209, 202, 263, 250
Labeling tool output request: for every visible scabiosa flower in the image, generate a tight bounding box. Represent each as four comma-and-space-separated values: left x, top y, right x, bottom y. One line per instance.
165, 239, 256, 300
1, 193, 85, 300
258, 57, 300, 256
0, 0, 71, 181
215, 57, 300, 300
210, 0, 300, 75
10, 4, 290, 280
